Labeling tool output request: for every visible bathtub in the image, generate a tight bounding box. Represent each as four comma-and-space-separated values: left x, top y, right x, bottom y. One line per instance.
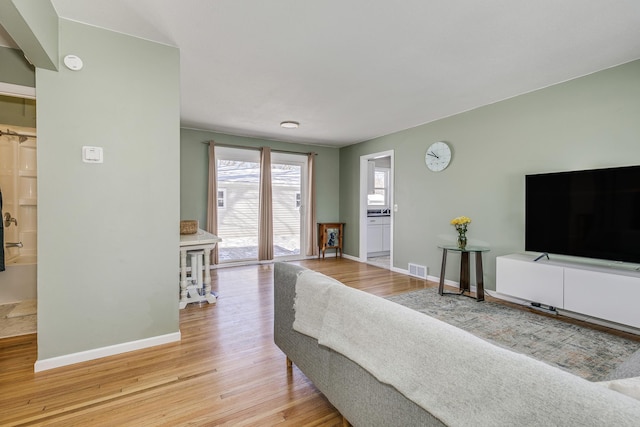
0, 255, 37, 304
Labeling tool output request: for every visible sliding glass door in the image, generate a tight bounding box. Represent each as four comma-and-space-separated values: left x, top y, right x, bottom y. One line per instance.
271, 152, 306, 259
216, 147, 260, 262
215, 147, 306, 263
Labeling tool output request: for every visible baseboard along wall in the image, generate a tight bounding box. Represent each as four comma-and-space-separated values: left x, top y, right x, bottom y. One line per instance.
34, 332, 181, 372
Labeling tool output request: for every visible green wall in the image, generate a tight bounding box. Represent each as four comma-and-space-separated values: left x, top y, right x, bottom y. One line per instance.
0, 46, 36, 127
0, 0, 58, 70
340, 60, 640, 290
0, 94, 35, 127
180, 128, 341, 228
35, 19, 180, 360
0, 46, 35, 87
3, 0, 638, 363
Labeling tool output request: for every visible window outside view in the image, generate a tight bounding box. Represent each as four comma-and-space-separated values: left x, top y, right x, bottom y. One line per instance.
216, 158, 302, 262
368, 168, 389, 206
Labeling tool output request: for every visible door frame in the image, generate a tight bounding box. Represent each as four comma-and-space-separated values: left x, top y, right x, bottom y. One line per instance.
214, 146, 308, 263
271, 151, 308, 261
0, 82, 36, 99
359, 150, 394, 266
0, 84, 36, 264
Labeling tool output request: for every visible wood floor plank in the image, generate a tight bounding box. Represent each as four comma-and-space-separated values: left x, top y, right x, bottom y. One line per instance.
1, 258, 637, 426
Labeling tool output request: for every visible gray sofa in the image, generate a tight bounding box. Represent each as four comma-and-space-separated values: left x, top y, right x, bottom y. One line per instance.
273, 262, 640, 427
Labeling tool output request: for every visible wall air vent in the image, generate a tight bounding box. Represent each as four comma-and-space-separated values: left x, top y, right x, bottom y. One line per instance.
408, 263, 427, 279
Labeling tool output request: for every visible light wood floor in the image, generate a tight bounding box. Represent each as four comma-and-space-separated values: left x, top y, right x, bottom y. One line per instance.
1, 258, 638, 426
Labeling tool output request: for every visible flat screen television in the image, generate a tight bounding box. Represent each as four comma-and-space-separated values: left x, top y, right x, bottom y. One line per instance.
525, 165, 640, 264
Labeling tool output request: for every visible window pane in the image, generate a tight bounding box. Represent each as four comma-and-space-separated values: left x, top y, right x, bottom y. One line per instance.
374, 170, 386, 188
214, 146, 306, 262
369, 168, 389, 206
272, 162, 301, 257
216, 158, 260, 262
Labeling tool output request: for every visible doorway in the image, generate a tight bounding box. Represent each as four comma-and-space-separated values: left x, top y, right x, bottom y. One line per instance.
359, 150, 394, 270
0, 88, 37, 339
215, 146, 307, 263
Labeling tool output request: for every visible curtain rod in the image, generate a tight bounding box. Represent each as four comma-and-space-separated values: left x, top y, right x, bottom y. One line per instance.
201, 140, 317, 156
0, 129, 36, 142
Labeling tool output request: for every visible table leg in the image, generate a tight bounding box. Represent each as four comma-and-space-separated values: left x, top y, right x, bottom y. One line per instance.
197, 254, 203, 288
204, 247, 217, 304
179, 248, 188, 309
438, 249, 448, 296
190, 252, 199, 287
475, 251, 485, 301
460, 252, 470, 293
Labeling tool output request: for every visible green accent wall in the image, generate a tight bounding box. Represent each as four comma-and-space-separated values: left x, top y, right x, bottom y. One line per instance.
0, 46, 35, 87
340, 60, 640, 290
0, 94, 35, 127
3, 0, 638, 361
36, 19, 180, 360
0, 0, 58, 70
180, 128, 341, 228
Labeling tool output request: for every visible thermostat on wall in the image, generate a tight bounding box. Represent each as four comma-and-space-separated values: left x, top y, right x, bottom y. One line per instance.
82, 146, 103, 163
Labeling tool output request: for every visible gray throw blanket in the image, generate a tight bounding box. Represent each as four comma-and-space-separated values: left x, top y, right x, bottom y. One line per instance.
293, 269, 640, 426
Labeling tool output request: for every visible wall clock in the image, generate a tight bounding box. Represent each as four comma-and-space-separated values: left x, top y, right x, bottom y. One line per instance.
425, 141, 452, 172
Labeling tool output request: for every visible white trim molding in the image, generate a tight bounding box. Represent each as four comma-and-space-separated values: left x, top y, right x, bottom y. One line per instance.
0, 82, 36, 99
34, 331, 181, 372
359, 150, 394, 264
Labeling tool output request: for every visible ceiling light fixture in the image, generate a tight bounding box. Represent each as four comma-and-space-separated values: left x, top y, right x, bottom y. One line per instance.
280, 121, 300, 129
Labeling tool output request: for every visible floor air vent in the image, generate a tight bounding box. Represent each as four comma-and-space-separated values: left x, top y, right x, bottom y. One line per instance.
408, 263, 427, 279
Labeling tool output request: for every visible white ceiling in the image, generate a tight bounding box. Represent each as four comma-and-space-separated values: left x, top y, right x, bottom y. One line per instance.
12, 1, 640, 146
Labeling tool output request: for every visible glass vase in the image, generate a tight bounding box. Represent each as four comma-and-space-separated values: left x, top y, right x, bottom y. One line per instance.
457, 233, 467, 250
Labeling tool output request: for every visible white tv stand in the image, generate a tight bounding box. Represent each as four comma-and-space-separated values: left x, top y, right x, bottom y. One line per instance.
496, 253, 640, 330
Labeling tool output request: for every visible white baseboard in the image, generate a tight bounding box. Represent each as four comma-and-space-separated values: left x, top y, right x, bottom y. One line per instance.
426, 274, 466, 289
34, 331, 181, 372
370, 263, 470, 291
356, 259, 467, 289
390, 265, 406, 275
342, 253, 360, 262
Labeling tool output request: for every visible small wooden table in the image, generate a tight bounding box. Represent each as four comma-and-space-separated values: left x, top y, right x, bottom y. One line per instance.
318, 222, 344, 258
438, 245, 490, 301
179, 229, 222, 309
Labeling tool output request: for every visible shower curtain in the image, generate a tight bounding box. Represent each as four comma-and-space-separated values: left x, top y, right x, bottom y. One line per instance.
1, 188, 4, 271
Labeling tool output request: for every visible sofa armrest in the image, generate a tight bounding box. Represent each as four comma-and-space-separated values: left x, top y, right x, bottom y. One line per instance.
273, 262, 306, 352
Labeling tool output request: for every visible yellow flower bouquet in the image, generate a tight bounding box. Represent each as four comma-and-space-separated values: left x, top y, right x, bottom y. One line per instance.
450, 216, 471, 249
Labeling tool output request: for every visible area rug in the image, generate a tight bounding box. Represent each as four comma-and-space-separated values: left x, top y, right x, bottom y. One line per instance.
387, 289, 640, 381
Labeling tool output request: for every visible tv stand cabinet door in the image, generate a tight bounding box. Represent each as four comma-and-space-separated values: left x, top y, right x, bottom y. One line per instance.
564, 268, 640, 329
496, 255, 564, 308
